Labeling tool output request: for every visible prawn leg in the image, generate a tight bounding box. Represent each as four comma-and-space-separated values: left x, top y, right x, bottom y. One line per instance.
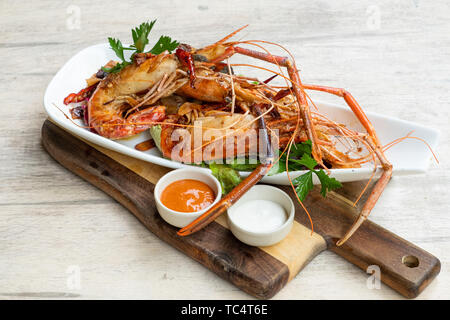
303, 84, 393, 246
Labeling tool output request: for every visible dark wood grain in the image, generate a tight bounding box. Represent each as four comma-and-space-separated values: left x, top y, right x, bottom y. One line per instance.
42, 120, 440, 299
41, 120, 289, 299
280, 184, 441, 298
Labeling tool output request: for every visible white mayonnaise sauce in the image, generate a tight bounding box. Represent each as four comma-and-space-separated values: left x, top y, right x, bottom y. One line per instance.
230, 200, 287, 233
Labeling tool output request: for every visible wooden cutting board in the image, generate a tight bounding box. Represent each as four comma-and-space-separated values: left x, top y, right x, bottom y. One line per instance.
41, 120, 440, 299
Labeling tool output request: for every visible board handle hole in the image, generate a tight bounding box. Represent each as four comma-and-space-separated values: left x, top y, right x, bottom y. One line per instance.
402, 255, 419, 268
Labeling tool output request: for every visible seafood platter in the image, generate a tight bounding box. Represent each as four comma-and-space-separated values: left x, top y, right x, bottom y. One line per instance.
43, 21, 440, 298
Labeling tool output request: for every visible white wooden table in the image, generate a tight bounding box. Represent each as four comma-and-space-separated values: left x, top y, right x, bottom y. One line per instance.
1, 0, 449, 299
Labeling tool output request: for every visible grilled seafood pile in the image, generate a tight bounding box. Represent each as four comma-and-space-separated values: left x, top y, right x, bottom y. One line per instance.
63, 22, 394, 246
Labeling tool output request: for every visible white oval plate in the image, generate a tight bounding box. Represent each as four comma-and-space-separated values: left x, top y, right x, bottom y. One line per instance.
44, 43, 440, 185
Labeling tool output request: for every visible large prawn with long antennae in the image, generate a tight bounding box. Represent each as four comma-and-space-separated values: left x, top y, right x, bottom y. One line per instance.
74, 27, 266, 139
86, 53, 177, 138
171, 26, 392, 246
63, 24, 395, 246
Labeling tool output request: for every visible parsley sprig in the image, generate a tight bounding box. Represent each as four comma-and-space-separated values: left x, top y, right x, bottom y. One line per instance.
150, 35, 179, 55
271, 140, 342, 201
131, 20, 155, 53
102, 20, 179, 73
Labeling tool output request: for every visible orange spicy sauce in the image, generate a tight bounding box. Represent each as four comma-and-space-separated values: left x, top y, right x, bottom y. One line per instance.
160, 179, 215, 213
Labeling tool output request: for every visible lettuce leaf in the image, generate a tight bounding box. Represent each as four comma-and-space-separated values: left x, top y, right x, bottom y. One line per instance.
209, 163, 242, 195
149, 125, 162, 151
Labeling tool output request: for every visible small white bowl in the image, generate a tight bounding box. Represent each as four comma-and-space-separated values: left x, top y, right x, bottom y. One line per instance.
154, 168, 222, 228
227, 185, 294, 247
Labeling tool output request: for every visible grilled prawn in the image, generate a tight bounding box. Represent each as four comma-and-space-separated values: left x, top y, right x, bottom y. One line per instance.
63, 24, 393, 246
87, 53, 178, 139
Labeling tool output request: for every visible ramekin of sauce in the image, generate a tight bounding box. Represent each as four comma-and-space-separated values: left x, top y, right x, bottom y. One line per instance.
227, 185, 294, 247
154, 168, 222, 228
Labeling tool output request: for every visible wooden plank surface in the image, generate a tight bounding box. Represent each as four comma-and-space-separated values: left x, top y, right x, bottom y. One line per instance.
41, 120, 440, 298
1, 0, 449, 299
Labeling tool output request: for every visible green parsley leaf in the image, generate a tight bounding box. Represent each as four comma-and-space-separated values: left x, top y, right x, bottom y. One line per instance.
315, 169, 343, 198
282, 140, 342, 202
149, 35, 179, 55
292, 153, 317, 171
290, 140, 312, 158
268, 140, 315, 176
268, 155, 287, 175
103, 21, 179, 74
292, 171, 314, 202
101, 61, 131, 74
108, 37, 126, 61
131, 21, 156, 53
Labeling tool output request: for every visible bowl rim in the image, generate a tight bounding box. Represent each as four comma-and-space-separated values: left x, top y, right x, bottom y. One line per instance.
227, 185, 295, 236
154, 168, 222, 216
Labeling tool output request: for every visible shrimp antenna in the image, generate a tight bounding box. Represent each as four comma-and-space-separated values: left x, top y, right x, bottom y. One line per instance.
204, 25, 249, 49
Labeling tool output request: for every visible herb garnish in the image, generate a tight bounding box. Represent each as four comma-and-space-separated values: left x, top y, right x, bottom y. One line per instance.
102, 20, 179, 73
149, 35, 179, 55
206, 140, 342, 200
208, 140, 341, 200
271, 140, 342, 201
